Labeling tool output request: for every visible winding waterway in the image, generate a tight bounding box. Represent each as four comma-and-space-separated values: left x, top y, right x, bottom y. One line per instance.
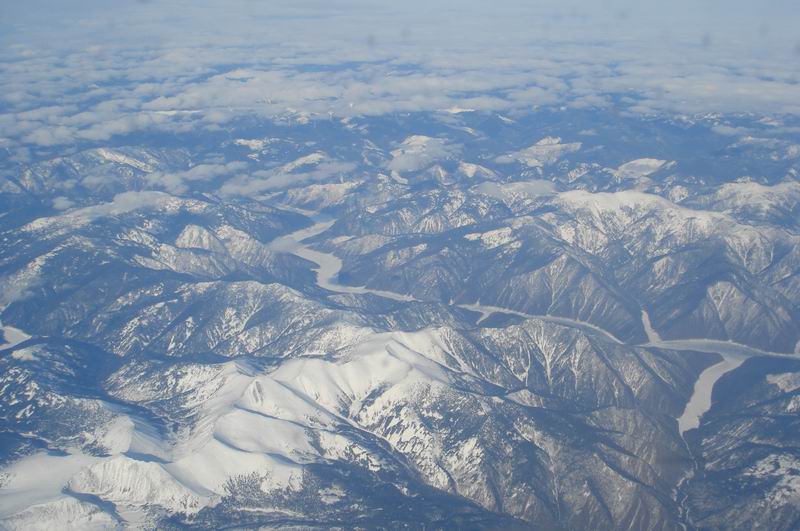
277, 218, 796, 440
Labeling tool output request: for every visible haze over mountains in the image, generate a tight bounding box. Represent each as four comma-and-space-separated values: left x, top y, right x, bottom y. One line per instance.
2, 1, 800, 529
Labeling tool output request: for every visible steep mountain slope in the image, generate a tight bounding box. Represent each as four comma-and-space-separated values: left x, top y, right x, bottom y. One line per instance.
0, 317, 714, 529
683, 356, 800, 529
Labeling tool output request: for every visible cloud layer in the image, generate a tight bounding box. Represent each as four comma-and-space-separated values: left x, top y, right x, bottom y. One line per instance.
1, 0, 799, 151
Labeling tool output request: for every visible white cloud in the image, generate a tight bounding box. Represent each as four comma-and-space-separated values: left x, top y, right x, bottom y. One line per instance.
0, 0, 798, 150
22, 126, 75, 146
219, 160, 357, 197
70, 191, 177, 219
52, 196, 74, 210
146, 162, 248, 194
388, 136, 460, 173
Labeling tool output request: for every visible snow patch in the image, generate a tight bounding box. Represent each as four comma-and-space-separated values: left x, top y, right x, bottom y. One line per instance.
464, 227, 518, 249
166, 438, 299, 496
281, 152, 326, 173
0, 452, 101, 519
743, 455, 800, 506
319, 485, 346, 504
711, 181, 800, 213
767, 372, 800, 393
175, 224, 227, 254
214, 408, 317, 460
94, 148, 154, 172
495, 136, 581, 167
1, 496, 118, 531
68, 455, 207, 515
271, 330, 451, 416
440, 106, 475, 114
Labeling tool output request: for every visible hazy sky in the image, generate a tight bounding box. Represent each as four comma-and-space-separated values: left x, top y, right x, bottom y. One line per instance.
3, 0, 798, 49
1, 0, 799, 151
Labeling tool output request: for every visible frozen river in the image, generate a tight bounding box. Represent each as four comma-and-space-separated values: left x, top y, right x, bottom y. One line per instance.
279, 219, 795, 438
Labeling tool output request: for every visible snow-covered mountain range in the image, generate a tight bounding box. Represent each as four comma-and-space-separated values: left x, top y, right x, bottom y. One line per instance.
1, 108, 799, 529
